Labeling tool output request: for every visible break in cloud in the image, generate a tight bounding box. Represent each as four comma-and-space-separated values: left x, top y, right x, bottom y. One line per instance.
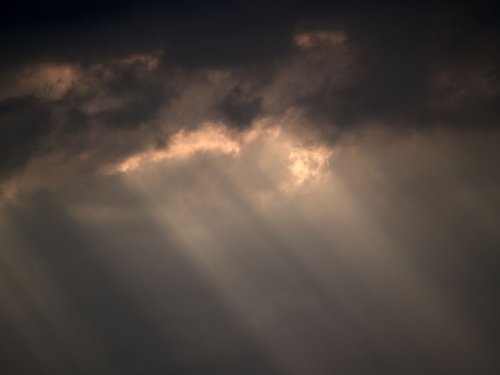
1, 1, 500, 374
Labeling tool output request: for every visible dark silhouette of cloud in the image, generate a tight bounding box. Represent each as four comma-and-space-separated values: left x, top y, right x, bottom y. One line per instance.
217, 86, 263, 129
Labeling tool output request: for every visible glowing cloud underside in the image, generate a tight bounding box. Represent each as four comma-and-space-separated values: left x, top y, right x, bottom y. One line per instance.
288, 147, 333, 187
114, 124, 241, 172
111, 121, 334, 188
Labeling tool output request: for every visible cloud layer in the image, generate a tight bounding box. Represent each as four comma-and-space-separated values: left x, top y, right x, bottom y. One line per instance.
1, 1, 500, 374
1, 0, 499, 196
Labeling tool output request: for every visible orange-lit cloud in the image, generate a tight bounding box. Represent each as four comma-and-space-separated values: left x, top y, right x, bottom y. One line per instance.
113, 123, 242, 173
288, 147, 333, 186
108, 120, 334, 189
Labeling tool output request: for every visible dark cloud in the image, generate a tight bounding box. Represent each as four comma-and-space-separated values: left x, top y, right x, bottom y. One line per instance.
294, 2, 500, 130
1, 2, 500, 373
0, 0, 499, 182
0, 97, 52, 180
216, 86, 263, 129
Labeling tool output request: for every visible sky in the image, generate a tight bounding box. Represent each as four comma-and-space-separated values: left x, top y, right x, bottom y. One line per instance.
1, 1, 500, 374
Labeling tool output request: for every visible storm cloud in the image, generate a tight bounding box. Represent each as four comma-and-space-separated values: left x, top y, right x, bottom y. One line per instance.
1, 1, 500, 374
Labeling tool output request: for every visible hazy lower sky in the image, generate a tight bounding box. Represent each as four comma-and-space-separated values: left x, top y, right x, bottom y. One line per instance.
1, 1, 500, 374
